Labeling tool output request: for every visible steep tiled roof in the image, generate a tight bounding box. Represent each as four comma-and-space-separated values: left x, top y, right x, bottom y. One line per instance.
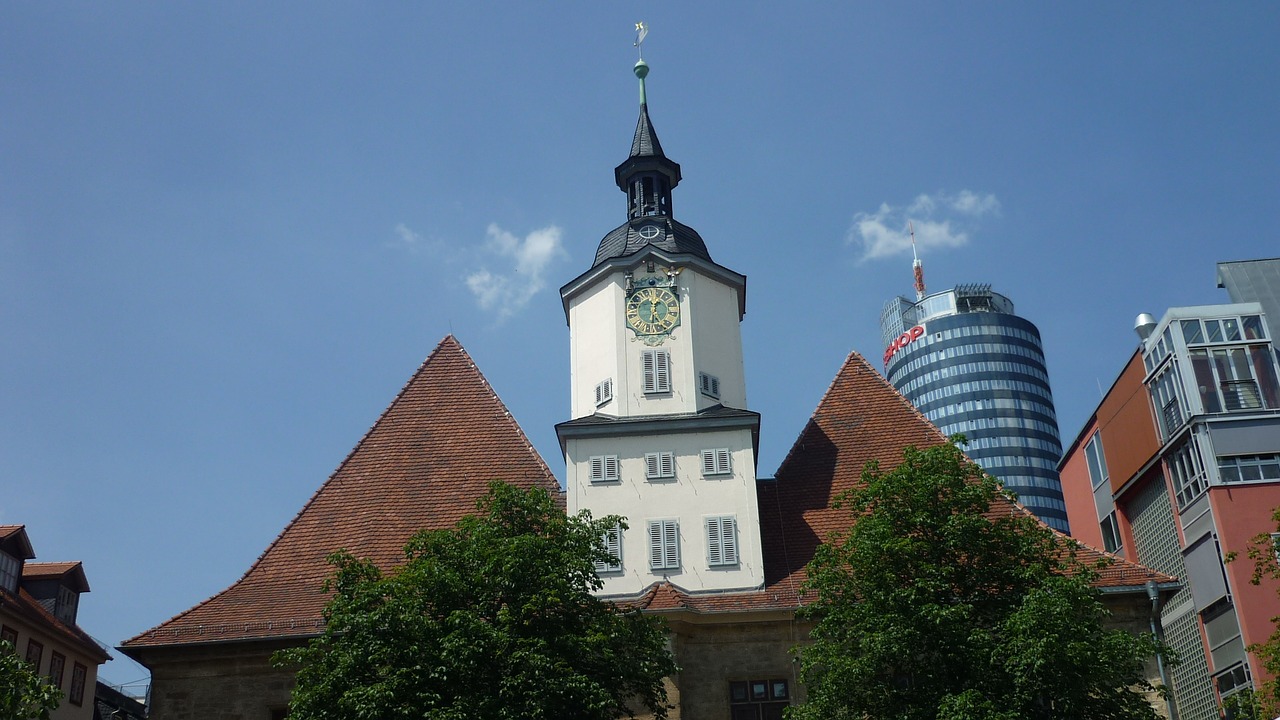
23, 561, 90, 592
0, 587, 109, 662
644, 350, 1175, 616
121, 336, 560, 650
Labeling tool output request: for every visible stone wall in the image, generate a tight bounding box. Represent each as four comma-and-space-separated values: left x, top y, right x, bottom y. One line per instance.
132, 639, 302, 720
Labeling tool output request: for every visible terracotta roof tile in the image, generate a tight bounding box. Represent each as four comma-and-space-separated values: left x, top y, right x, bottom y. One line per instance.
0, 587, 109, 662
732, 350, 1172, 614
121, 336, 561, 649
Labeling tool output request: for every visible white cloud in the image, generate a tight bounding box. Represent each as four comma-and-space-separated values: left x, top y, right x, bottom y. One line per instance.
464, 223, 566, 319
847, 190, 1000, 262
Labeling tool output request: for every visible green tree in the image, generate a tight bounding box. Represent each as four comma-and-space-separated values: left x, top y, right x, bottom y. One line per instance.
276, 481, 677, 720
792, 443, 1164, 720
0, 640, 62, 720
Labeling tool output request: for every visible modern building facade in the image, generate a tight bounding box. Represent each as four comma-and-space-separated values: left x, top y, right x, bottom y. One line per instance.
1218, 257, 1280, 344
880, 284, 1070, 532
1060, 296, 1280, 720
0, 526, 110, 720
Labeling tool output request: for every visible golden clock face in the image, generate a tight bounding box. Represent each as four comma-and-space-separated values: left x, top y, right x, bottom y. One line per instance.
625, 286, 680, 336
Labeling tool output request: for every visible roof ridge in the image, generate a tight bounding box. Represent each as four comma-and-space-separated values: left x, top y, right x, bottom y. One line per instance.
123, 335, 494, 646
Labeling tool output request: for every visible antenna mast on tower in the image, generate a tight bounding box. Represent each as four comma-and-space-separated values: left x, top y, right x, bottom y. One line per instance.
911, 221, 926, 301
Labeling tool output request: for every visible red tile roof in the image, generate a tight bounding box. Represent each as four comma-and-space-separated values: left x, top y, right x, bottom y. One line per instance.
23, 562, 90, 593
121, 336, 561, 650
639, 350, 1175, 615
0, 587, 109, 663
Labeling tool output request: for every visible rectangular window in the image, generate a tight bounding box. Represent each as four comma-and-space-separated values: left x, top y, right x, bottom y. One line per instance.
0, 551, 18, 592
595, 525, 623, 573
1100, 512, 1123, 555
594, 378, 614, 407
1219, 454, 1280, 483
648, 519, 680, 571
699, 372, 721, 399
24, 639, 42, 672
1182, 319, 1205, 344
1148, 363, 1186, 439
0, 625, 16, 649
1243, 315, 1267, 340
48, 651, 65, 688
1189, 346, 1280, 413
70, 662, 86, 706
701, 448, 732, 476
1084, 434, 1109, 489
642, 349, 671, 393
1168, 437, 1208, 508
589, 455, 620, 483
730, 679, 789, 719
645, 451, 676, 480
706, 515, 739, 566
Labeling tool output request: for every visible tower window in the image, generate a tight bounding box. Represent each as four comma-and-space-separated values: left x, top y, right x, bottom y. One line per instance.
706, 515, 739, 566
701, 448, 732, 476
642, 349, 671, 394
595, 525, 623, 573
594, 378, 614, 407
589, 455, 620, 483
699, 372, 721, 399
645, 451, 676, 480
648, 519, 680, 571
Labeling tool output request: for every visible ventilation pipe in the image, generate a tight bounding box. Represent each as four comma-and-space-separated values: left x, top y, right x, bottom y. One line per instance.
1134, 313, 1158, 341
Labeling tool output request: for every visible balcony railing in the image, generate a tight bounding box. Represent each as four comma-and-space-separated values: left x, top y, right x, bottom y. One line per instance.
1222, 380, 1262, 411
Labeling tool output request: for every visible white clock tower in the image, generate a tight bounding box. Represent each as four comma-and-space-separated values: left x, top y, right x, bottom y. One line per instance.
556, 57, 763, 598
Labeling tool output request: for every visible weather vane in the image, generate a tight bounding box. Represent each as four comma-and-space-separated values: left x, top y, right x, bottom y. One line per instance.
634, 21, 648, 59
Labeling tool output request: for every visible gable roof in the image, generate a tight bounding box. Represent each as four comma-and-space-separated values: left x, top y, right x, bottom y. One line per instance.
23, 561, 90, 593
636, 350, 1176, 615
121, 336, 560, 651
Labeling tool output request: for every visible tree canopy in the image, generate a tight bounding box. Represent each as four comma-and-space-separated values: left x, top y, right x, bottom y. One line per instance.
0, 640, 62, 720
792, 443, 1164, 720
276, 481, 677, 720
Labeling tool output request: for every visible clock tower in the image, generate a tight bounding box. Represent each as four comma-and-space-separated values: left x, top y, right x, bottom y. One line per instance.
556, 57, 763, 597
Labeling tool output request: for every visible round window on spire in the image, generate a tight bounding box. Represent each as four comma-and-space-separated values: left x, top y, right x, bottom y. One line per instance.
638, 224, 662, 240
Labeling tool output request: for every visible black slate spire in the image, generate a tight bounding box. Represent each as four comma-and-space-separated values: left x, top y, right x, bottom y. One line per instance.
593, 58, 711, 267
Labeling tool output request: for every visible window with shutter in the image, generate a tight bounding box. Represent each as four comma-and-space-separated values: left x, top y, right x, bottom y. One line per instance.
642, 349, 671, 393
701, 448, 732, 476
595, 524, 623, 573
648, 519, 680, 570
699, 372, 721, 399
706, 516, 739, 566
595, 378, 614, 406
645, 451, 676, 480
589, 455, 621, 483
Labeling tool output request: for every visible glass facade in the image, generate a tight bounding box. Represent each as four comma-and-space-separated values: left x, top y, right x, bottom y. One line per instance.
881, 287, 1070, 533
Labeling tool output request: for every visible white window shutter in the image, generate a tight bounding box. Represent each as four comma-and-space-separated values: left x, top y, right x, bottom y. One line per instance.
706, 517, 723, 565
642, 351, 657, 392
596, 525, 623, 573
649, 522, 664, 569
604, 455, 619, 481
722, 517, 738, 564
645, 452, 660, 479
590, 456, 605, 482
661, 452, 675, 478
701, 449, 716, 475
663, 520, 679, 568
655, 351, 671, 392
595, 378, 613, 406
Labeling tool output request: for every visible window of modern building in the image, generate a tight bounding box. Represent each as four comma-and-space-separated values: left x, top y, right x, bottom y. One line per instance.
1189, 346, 1280, 412
0, 551, 18, 592
705, 516, 739, 567
641, 349, 671, 394
701, 448, 732, 476
1218, 454, 1280, 483
729, 679, 789, 720
1147, 362, 1186, 439
645, 451, 676, 481
1168, 437, 1208, 508
589, 455, 620, 484
595, 525, 623, 574
648, 520, 679, 571
1100, 512, 1123, 555
594, 378, 614, 406
1215, 663, 1252, 704
1084, 434, 1109, 489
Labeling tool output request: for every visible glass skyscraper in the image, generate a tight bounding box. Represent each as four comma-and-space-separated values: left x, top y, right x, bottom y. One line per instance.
880, 284, 1070, 533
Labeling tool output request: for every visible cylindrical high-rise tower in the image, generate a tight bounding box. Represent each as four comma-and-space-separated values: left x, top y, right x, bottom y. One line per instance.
880, 284, 1070, 533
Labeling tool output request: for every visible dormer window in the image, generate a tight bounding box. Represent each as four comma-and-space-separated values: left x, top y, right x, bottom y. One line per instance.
0, 551, 18, 593
56, 584, 79, 625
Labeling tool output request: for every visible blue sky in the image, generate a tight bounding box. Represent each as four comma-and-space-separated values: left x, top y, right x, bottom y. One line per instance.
3, 3, 1278, 687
